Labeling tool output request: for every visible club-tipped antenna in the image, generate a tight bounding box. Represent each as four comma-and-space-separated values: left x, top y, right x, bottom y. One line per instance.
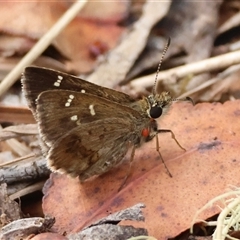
152, 37, 171, 96
172, 96, 194, 105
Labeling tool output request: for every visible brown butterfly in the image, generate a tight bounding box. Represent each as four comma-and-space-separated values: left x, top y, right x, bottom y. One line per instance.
22, 42, 192, 182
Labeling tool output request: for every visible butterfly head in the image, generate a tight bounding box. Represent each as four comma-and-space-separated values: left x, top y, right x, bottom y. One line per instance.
147, 91, 193, 119
147, 91, 172, 119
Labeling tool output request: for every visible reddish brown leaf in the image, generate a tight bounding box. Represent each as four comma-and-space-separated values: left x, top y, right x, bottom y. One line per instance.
42, 100, 240, 238
0, 2, 63, 38
0, 1, 128, 73
55, 17, 124, 73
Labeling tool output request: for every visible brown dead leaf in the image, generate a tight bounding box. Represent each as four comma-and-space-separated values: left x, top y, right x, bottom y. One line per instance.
68, 204, 147, 239
42, 100, 240, 239
0, 1, 128, 73
76, 1, 130, 23
0, 35, 35, 57
31, 205, 146, 239
0, 2, 65, 39
0, 183, 22, 228
228, 231, 240, 240
57, 17, 125, 73
0, 105, 35, 124
0, 216, 55, 240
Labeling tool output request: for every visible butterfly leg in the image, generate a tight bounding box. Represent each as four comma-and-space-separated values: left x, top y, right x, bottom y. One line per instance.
156, 129, 186, 177
157, 129, 186, 151
118, 145, 136, 191
155, 133, 172, 177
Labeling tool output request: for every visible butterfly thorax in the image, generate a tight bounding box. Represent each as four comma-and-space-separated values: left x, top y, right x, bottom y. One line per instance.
129, 91, 173, 119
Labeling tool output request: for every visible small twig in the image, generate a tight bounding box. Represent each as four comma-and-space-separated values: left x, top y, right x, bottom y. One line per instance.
218, 11, 240, 35
0, 0, 88, 96
0, 154, 36, 168
178, 63, 240, 99
130, 49, 240, 92
0, 156, 49, 185
9, 180, 45, 200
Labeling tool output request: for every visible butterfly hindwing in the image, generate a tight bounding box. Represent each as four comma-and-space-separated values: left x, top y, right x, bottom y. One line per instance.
47, 118, 136, 180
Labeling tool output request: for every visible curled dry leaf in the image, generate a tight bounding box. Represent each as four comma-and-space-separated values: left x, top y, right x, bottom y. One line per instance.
69, 204, 147, 240
0, 217, 55, 240
70, 224, 147, 240
42, 100, 240, 239
27, 204, 147, 240
88, 203, 145, 225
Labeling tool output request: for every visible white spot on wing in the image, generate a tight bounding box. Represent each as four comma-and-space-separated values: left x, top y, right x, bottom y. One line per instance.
89, 104, 96, 116
65, 94, 75, 107
71, 115, 78, 121
53, 75, 64, 87
81, 89, 86, 93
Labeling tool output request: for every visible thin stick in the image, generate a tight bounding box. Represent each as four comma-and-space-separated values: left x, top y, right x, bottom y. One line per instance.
0, 0, 88, 96
130, 49, 240, 91
178, 63, 240, 99
10, 180, 46, 200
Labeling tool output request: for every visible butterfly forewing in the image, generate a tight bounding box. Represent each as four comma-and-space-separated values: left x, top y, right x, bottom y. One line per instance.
22, 66, 135, 117
36, 90, 143, 147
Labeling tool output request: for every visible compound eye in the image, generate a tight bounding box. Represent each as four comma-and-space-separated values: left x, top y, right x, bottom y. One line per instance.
149, 106, 162, 118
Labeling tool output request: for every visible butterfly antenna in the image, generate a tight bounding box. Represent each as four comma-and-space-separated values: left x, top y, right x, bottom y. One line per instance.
173, 96, 194, 105
152, 37, 171, 96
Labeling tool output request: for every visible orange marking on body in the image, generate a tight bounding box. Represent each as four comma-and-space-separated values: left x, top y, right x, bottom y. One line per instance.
142, 128, 149, 137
